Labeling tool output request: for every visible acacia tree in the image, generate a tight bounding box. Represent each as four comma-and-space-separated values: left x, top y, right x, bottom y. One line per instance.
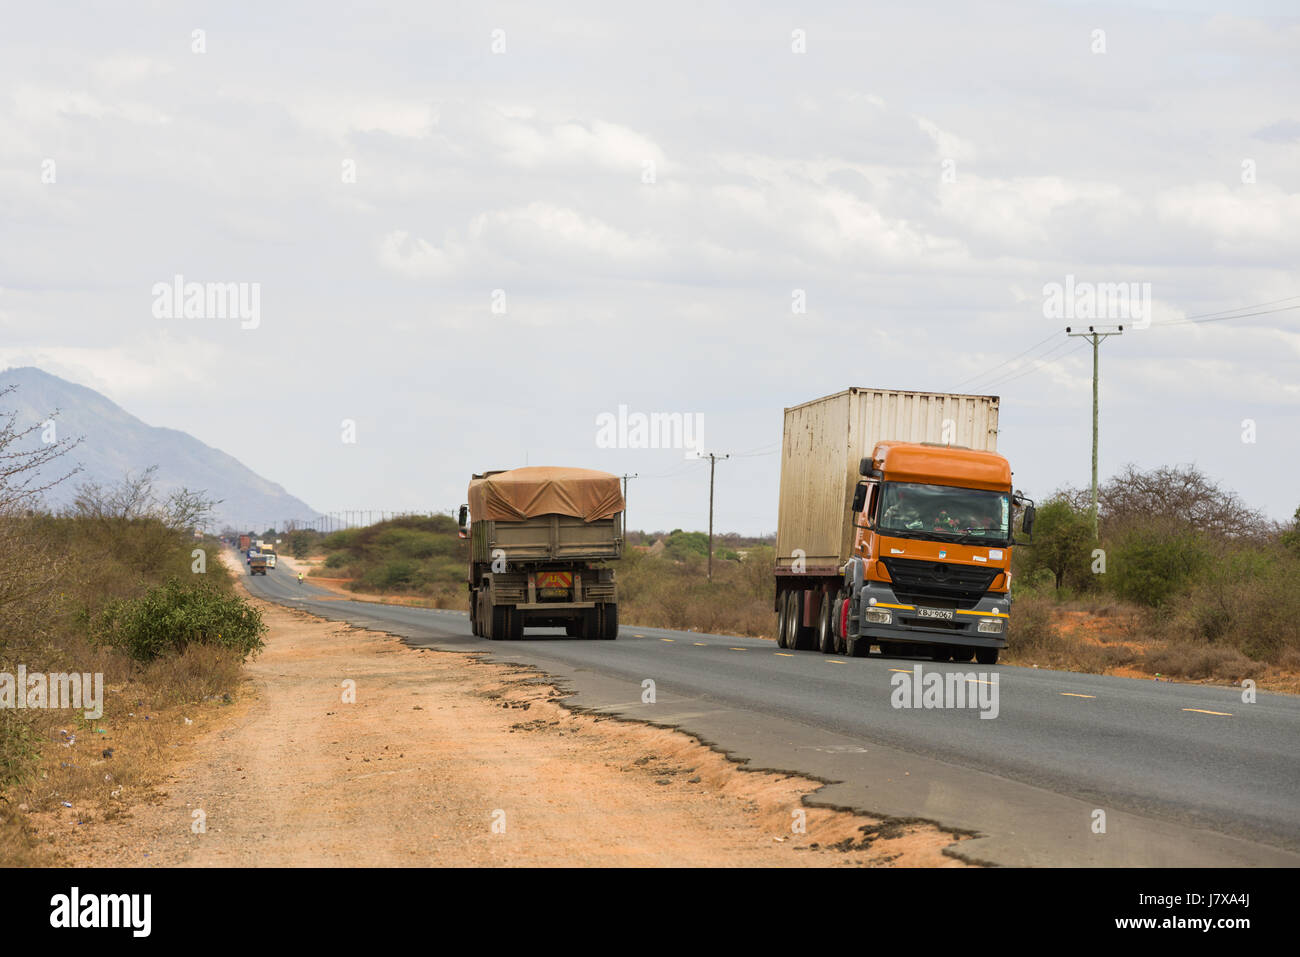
1063, 464, 1269, 541
1016, 495, 1094, 592
0, 386, 81, 625
71, 464, 220, 532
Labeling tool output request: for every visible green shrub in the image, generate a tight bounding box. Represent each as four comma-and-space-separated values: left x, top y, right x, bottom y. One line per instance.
358, 560, 418, 591
94, 578, 267, 662
1015, 495, 1095, 592
1109, 525, 1212, 606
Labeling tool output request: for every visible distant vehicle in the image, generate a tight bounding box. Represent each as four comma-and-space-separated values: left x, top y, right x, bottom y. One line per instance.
460, 467, 623, 641
774, 388, 1034, 665
249, 553, 270, 576
265, 553, 277, 569
239, 534, 251, 552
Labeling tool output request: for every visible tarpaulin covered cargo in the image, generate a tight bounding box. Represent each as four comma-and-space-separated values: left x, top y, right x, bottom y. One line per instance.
467, 467, 624, 523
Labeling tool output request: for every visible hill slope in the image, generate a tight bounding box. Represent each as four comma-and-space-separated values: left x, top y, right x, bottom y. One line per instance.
0, 366, 319, 530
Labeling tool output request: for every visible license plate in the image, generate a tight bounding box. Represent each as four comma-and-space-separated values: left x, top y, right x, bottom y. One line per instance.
536, 572, 572, 590
918, 608, 954, 620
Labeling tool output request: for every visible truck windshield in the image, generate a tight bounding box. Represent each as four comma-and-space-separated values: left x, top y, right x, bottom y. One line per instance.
876, 482, 1011, 543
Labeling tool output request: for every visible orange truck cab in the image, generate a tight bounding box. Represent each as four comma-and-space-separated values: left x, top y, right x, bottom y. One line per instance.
772, 388, 1035, 665
845, 442, 1033, 663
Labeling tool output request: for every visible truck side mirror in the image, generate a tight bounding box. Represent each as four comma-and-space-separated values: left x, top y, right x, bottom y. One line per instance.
1022, 505, 1036, 538
457, 505, 469, 539
850, 482, 868, 514
859, 457, 872, 476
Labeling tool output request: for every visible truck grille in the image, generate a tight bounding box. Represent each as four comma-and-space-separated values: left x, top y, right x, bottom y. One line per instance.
881, 557, 998, 608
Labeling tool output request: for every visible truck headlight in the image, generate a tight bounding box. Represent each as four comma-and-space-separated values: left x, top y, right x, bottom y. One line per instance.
865, 609, 892, 624
978, 619, 1004, 634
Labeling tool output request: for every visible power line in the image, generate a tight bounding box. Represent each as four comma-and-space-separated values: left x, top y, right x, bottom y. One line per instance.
978, 337, 1085, 391
952, 330, 1061, 390
1153, 302, 1300, 328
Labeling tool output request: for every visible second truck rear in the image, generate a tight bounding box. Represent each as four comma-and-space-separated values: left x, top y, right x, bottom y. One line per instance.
459, 466, 624, 640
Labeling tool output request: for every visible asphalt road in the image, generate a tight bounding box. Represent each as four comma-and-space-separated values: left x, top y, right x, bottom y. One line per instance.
242, 556, 1300, 866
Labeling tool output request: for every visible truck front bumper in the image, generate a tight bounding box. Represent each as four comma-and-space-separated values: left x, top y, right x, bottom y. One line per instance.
854, 580, 1009, 649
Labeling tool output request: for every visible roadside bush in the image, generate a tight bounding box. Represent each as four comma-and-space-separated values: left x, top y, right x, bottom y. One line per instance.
1143, 643, 1263, 681
0, 710, 37, 792
1015, 495, 1096, 593
95, 578, 267, 662
358, 560, 418, 591
1005, 596, 1064, 657
1108, 523, 1212, 607
1150, 546, 1300, 662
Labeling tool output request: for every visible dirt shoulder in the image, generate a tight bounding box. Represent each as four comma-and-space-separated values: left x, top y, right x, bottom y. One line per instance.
60, 555, 967, 867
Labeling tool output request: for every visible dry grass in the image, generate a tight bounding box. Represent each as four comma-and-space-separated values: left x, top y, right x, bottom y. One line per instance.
0, 513, 255, 865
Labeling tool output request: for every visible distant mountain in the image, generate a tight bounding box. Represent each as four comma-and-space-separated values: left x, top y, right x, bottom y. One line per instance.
0, 366, 319, 531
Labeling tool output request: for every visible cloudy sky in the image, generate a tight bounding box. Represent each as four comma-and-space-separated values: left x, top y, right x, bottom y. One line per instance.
2, 1, 1297, 534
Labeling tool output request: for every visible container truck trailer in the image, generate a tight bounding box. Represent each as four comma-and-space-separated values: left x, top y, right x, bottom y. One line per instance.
774, 388, 1034, 664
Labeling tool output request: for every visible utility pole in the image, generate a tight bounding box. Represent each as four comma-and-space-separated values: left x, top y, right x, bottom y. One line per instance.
1066, 324, 1123, 539
697, 452, 730, 582
620, 473, 637, 541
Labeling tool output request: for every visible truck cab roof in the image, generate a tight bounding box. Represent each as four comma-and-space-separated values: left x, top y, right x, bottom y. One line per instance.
871, 441, 1011, 491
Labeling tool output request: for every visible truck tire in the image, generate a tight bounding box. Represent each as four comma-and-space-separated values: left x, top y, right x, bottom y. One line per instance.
783, 591, 805, 650
975, 647, 999, 665
490, 605, 509, 641
817, 595, 836, 654
580, 607, 600, 639
776, 591, 790, 648
837, 595, 847, 655
600, 603, 618, 640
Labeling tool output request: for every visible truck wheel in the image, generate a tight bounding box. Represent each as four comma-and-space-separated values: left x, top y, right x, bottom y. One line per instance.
817, 595, 836, 654
581, 607, 600, 639
975, 648, 999, 665
600, 603, 619, 640
776, 591, 790, 648
490, 605, 508, 641
784, 591, 806, 650
844, 634, 864, 658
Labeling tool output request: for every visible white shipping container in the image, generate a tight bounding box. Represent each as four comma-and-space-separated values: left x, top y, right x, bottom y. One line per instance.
775, 388, 1000, 574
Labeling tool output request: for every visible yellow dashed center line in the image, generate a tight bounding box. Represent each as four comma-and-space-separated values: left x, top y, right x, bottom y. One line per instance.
889, 668, 912, 674
634, 634, 646, 638
966, 677, 995, 686
1061, 692, 1096, 698
729, 647, 747, 651
660, 638, 674, 642
826, 659, 846, 664
1183, 708, 1233, 717
694, 642, 707, 646
775, 652, 794, 657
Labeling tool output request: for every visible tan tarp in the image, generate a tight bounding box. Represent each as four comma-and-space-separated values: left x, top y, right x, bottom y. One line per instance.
468, 467, 624, 523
